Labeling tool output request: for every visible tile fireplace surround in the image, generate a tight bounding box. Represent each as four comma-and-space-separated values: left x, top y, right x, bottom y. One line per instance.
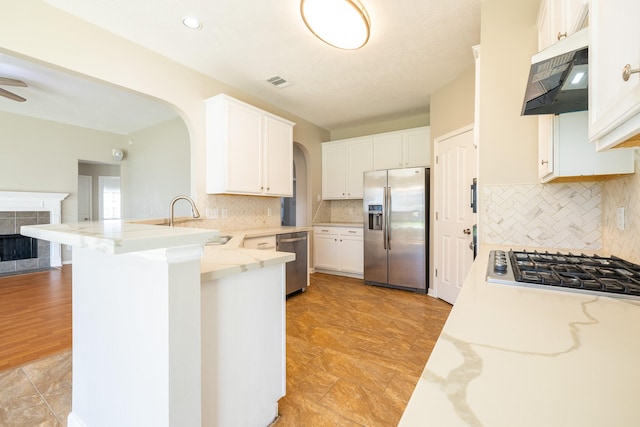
0, 191, 68, 275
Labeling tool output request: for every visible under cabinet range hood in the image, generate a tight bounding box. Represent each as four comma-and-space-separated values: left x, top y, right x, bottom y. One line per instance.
522, 27, 588, 116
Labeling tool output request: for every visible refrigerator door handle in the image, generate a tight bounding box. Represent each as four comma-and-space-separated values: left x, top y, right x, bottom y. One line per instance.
382, 186, 387, 250
387, 186, 392, 251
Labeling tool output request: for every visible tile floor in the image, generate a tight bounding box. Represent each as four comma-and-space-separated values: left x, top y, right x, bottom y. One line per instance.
0, 350, 71, 426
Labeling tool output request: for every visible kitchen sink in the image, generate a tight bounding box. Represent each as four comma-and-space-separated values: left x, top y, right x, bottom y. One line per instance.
207, 235, 232, 245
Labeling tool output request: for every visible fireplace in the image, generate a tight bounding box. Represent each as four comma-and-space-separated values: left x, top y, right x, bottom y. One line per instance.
0, 191, 68, 275
0, 234, 38, 261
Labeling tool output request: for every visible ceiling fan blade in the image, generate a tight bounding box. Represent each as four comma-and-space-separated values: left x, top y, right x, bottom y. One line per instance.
0, 77, 28, 87
0, 87, 26, 102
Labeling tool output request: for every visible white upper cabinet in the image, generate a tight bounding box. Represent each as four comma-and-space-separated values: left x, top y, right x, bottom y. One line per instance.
205, 94, 294, 197
322, 137, 372, 199
536, 1, 633, 181
539, 111, 634, 182
373, 127, 430, 170
321, 126, 429, 200
589, 0, 640, 150
538, 0, 588, 49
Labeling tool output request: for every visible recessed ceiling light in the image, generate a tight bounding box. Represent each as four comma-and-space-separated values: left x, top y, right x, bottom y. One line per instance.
182, 16, 202, 30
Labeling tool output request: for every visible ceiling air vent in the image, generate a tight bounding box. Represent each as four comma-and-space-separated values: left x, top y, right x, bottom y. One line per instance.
266, 75, 290, 88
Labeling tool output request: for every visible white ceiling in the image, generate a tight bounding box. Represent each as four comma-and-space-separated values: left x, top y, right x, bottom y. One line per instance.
1, 0, 481, 133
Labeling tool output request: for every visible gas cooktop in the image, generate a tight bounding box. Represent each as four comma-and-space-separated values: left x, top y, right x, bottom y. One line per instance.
487, 249, 640, 300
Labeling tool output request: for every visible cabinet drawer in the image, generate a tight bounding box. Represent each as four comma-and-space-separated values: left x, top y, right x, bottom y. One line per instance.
340, 228, 363, 237
314, 226, 339, 235
243, 235, 277, 250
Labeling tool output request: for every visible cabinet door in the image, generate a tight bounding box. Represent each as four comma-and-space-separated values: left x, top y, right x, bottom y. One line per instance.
322, 142, 347, 199
263, 116, 293, 196
225, 100, 263, 193
538, 115, 554, 179
403, 127, 430, 167
564, 0, 588, 35
590, 0, 640, 149
345, 138, 373, 199
314, 233, 340, 270
373, 133, 403, 170
339, 233, 363, 274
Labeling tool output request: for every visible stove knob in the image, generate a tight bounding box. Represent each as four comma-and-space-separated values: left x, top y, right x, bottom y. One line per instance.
494, 261, 508, 273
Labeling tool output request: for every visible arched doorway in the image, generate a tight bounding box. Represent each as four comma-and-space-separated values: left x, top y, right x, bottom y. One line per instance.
281, 142, 309, 226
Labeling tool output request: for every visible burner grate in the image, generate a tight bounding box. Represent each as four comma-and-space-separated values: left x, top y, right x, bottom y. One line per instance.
509, 250, 640, 298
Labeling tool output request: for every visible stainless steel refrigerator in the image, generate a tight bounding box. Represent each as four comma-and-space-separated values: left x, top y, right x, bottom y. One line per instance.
363, 168, 429, 293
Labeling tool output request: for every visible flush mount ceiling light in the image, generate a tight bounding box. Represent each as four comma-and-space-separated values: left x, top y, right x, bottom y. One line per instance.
182, 16, 202, 30
300, 0, 370, 50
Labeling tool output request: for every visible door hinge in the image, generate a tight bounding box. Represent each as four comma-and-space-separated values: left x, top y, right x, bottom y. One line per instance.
435, 212, 438, 220
435, 155, 438, 164
435, 268, 438, 277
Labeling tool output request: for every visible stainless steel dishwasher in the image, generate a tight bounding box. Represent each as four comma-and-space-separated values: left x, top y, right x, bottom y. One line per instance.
276, 232, 308, 295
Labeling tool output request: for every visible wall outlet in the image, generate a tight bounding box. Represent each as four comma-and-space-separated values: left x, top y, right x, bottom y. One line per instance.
221, 208, 228, 219
617, 207, 625, 230
268, 208, 272, 216
349, 208, 354, 215
212, 208, 219, 219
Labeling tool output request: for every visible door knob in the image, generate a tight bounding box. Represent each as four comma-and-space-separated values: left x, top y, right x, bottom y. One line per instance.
463, 228, 471, 235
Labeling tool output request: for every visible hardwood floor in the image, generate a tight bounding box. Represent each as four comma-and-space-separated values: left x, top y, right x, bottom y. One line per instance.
0, 269, 451, 426
0, 266, 72, 371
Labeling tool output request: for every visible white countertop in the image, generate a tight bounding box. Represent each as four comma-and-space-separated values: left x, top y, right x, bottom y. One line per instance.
400, 244, 640, 427
20, 221, 219, 254
21, 220, 300, 282
198, 226, 306, 280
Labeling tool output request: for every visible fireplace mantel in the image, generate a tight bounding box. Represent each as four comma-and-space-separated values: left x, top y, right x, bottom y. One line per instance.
0, 191, 69, 267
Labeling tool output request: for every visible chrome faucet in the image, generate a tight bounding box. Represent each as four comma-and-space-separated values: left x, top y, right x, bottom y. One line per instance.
169, 195, 201, 226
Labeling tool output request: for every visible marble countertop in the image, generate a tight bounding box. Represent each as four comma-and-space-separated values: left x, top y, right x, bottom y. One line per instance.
20, 221, 219, 255
21, 220, 301, 282
400, 244, 640, 427
198, 225, 307, 280
220, 226, 312, 248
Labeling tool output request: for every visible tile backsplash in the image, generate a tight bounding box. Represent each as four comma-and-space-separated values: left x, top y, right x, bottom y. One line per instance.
482, 182, 602, 250
192, 194, 281, 230
312, 200, 364, 224
602, 148, 640, 263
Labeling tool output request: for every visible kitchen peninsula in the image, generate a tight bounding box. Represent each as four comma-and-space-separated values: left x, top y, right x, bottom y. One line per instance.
400, 245, 640, 426
21, 221, 294, 427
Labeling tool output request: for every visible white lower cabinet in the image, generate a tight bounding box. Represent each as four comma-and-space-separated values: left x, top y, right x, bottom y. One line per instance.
313, 226, 363, 276
242, 235, 277, 250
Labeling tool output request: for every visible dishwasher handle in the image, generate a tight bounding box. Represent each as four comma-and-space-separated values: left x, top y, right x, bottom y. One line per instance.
278, 237, 307, 244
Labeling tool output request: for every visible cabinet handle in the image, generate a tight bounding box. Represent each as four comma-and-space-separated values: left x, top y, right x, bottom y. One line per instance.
622, 64, 640, 82
541, 160, 549, 166
321, 229, 329, 232
557, 32, 567, 40
348, 230, 356, 233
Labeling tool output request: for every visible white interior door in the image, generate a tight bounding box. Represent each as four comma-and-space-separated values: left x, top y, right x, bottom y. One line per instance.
78, 175, 92, 222
434, 126, 476, 305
